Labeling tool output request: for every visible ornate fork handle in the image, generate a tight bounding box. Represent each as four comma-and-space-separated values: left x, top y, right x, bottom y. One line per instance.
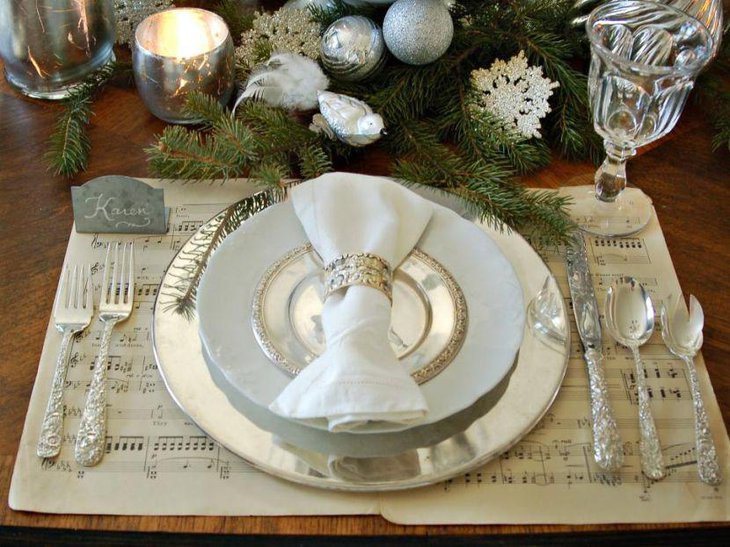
75, 319, 116, 466
37, 330, 75, 458
631, 347, 665, 480
683, 355, 722, 485
584, 348, 624, 471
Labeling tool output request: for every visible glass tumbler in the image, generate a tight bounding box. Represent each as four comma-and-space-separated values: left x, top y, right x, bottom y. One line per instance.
0, 0, 116, 100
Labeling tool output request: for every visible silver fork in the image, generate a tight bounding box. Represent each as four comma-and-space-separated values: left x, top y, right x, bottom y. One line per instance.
37, 265, 94, 458
74, 242, 135, 466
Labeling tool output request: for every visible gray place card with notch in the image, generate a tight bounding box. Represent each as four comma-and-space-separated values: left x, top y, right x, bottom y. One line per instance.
71, 176, 168, 234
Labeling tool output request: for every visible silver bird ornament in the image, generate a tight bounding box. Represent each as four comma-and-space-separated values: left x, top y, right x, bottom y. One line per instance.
310, 91, 386, 147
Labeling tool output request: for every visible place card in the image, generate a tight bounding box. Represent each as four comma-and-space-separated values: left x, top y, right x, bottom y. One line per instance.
71, 176, 168, 234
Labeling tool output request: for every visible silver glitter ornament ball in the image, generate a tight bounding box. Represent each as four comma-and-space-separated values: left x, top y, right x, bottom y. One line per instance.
382, 0, 454, 65
321, 16, 387, 82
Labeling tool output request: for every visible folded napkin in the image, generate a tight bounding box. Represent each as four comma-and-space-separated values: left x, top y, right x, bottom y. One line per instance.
268, 173, 434, 432
274, 437, 422, 482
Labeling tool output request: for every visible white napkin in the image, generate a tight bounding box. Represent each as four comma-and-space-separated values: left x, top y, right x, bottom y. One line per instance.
268, 173, 434, 432
273, 437, 422, 482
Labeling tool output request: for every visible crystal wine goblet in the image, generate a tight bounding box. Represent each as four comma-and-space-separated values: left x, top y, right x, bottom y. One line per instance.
564, 0, 715, 237
665, 0, 723, 57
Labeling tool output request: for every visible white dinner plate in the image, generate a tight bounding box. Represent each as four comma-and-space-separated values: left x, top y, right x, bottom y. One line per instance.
197, 199, 526, 432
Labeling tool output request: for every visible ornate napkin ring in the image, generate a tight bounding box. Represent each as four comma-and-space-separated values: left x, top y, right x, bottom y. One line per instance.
323, 252, 393, 302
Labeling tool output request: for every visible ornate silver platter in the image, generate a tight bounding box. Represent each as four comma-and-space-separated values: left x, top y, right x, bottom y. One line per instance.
152, 189, 571, 491
251, 243, 467, 384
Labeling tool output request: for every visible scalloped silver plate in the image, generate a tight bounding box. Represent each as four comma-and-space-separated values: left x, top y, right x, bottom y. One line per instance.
251, 244, 467, 385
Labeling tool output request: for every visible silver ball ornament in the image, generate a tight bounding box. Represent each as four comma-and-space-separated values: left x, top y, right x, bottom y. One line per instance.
383, 0, 454, 65
284, 0, 338, 9
321, 16, 387, 82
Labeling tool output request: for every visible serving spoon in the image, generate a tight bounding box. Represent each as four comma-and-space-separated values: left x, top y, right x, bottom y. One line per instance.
605, 277, 665, 480
660, 295, 722, 485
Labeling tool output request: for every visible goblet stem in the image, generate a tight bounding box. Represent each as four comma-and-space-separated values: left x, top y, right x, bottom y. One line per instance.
594, 144, 635, 203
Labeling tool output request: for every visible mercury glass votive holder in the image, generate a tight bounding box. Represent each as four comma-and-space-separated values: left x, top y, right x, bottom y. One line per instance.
133, 8, 235, 124
0, 0, 116, 100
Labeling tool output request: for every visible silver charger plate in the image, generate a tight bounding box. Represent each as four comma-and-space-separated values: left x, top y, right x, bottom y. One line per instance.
252, 243, 468, 384
152, 189, 571, 491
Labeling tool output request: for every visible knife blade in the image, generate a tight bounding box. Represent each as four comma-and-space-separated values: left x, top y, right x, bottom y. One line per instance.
566, 233, 624, 472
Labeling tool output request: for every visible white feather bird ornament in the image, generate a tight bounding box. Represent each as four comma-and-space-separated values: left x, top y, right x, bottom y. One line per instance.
234, 53, 329, 112
310, 91, 386, 147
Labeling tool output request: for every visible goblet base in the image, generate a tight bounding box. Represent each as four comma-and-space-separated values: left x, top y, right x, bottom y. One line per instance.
560, 182, 653, 237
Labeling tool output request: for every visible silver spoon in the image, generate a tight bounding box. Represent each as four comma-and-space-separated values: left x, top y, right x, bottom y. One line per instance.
605, 277, 665, 480
661, 295, 722, 485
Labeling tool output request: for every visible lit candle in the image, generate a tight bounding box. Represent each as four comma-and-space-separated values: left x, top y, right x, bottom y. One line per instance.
0, 0, 116, 99
133, 8, 235, 124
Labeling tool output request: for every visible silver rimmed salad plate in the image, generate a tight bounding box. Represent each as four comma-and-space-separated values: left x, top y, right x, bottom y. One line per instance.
152, 188, 570, 491
251, 243, 468, 384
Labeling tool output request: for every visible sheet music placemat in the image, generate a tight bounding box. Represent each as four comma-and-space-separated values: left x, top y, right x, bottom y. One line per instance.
10, 180, 729, 523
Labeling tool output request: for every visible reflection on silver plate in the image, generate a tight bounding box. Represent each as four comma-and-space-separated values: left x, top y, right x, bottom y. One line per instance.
251, 243, 468, 384
152, 188, 571, 491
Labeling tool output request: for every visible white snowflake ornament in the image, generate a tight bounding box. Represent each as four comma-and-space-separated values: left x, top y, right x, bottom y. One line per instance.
235, 9, 321, 72
470, 51, 559, 140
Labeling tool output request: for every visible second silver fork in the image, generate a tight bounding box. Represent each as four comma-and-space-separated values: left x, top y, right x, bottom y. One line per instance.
75, 242, 135, 467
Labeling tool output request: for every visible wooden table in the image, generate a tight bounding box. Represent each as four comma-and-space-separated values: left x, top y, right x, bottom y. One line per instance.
1, 51, 729, 545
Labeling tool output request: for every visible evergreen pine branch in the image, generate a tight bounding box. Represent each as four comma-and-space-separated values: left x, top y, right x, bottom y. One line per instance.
213, 0, 256, 46
147, 125, 247, 180
394, 154, 574, 248
365, 60, 455, 124
494, 0, 602, 162
298, 143, 333, 179
696, 33, 730, 152
184, 93, 260, 164
44, 61, 130, 178
46, 100, 92, 178
712, 104, 730, 151
183, 91, 230, 125
235, 100, 314, 154
518, 190, 576, 250
307, 0, 378, 30
147, 1, 602, 249
457, 91, 552, 174
147, 93, 336, 184
250, 161, 288, 191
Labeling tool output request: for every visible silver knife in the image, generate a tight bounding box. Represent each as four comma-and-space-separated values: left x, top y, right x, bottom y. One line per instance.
566, 233, 624, 472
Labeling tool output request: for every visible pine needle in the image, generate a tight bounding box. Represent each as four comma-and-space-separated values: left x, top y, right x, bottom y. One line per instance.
308, 0, 378, 30
145, 1, 724, 249
44, 61, 131, 178
212, 0, 256, 46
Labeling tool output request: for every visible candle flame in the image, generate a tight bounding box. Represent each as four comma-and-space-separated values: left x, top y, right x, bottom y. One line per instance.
155, 11, 222, 59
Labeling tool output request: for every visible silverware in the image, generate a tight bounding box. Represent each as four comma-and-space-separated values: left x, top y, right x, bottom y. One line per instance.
605, 276, 665, 480
74, 242, 135, 467
37, 265, 93, 458
565, 234, 623, 472
660, 295, 722, 485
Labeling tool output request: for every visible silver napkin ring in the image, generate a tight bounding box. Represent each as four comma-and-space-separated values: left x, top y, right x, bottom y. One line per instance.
323, 252, 393, 302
